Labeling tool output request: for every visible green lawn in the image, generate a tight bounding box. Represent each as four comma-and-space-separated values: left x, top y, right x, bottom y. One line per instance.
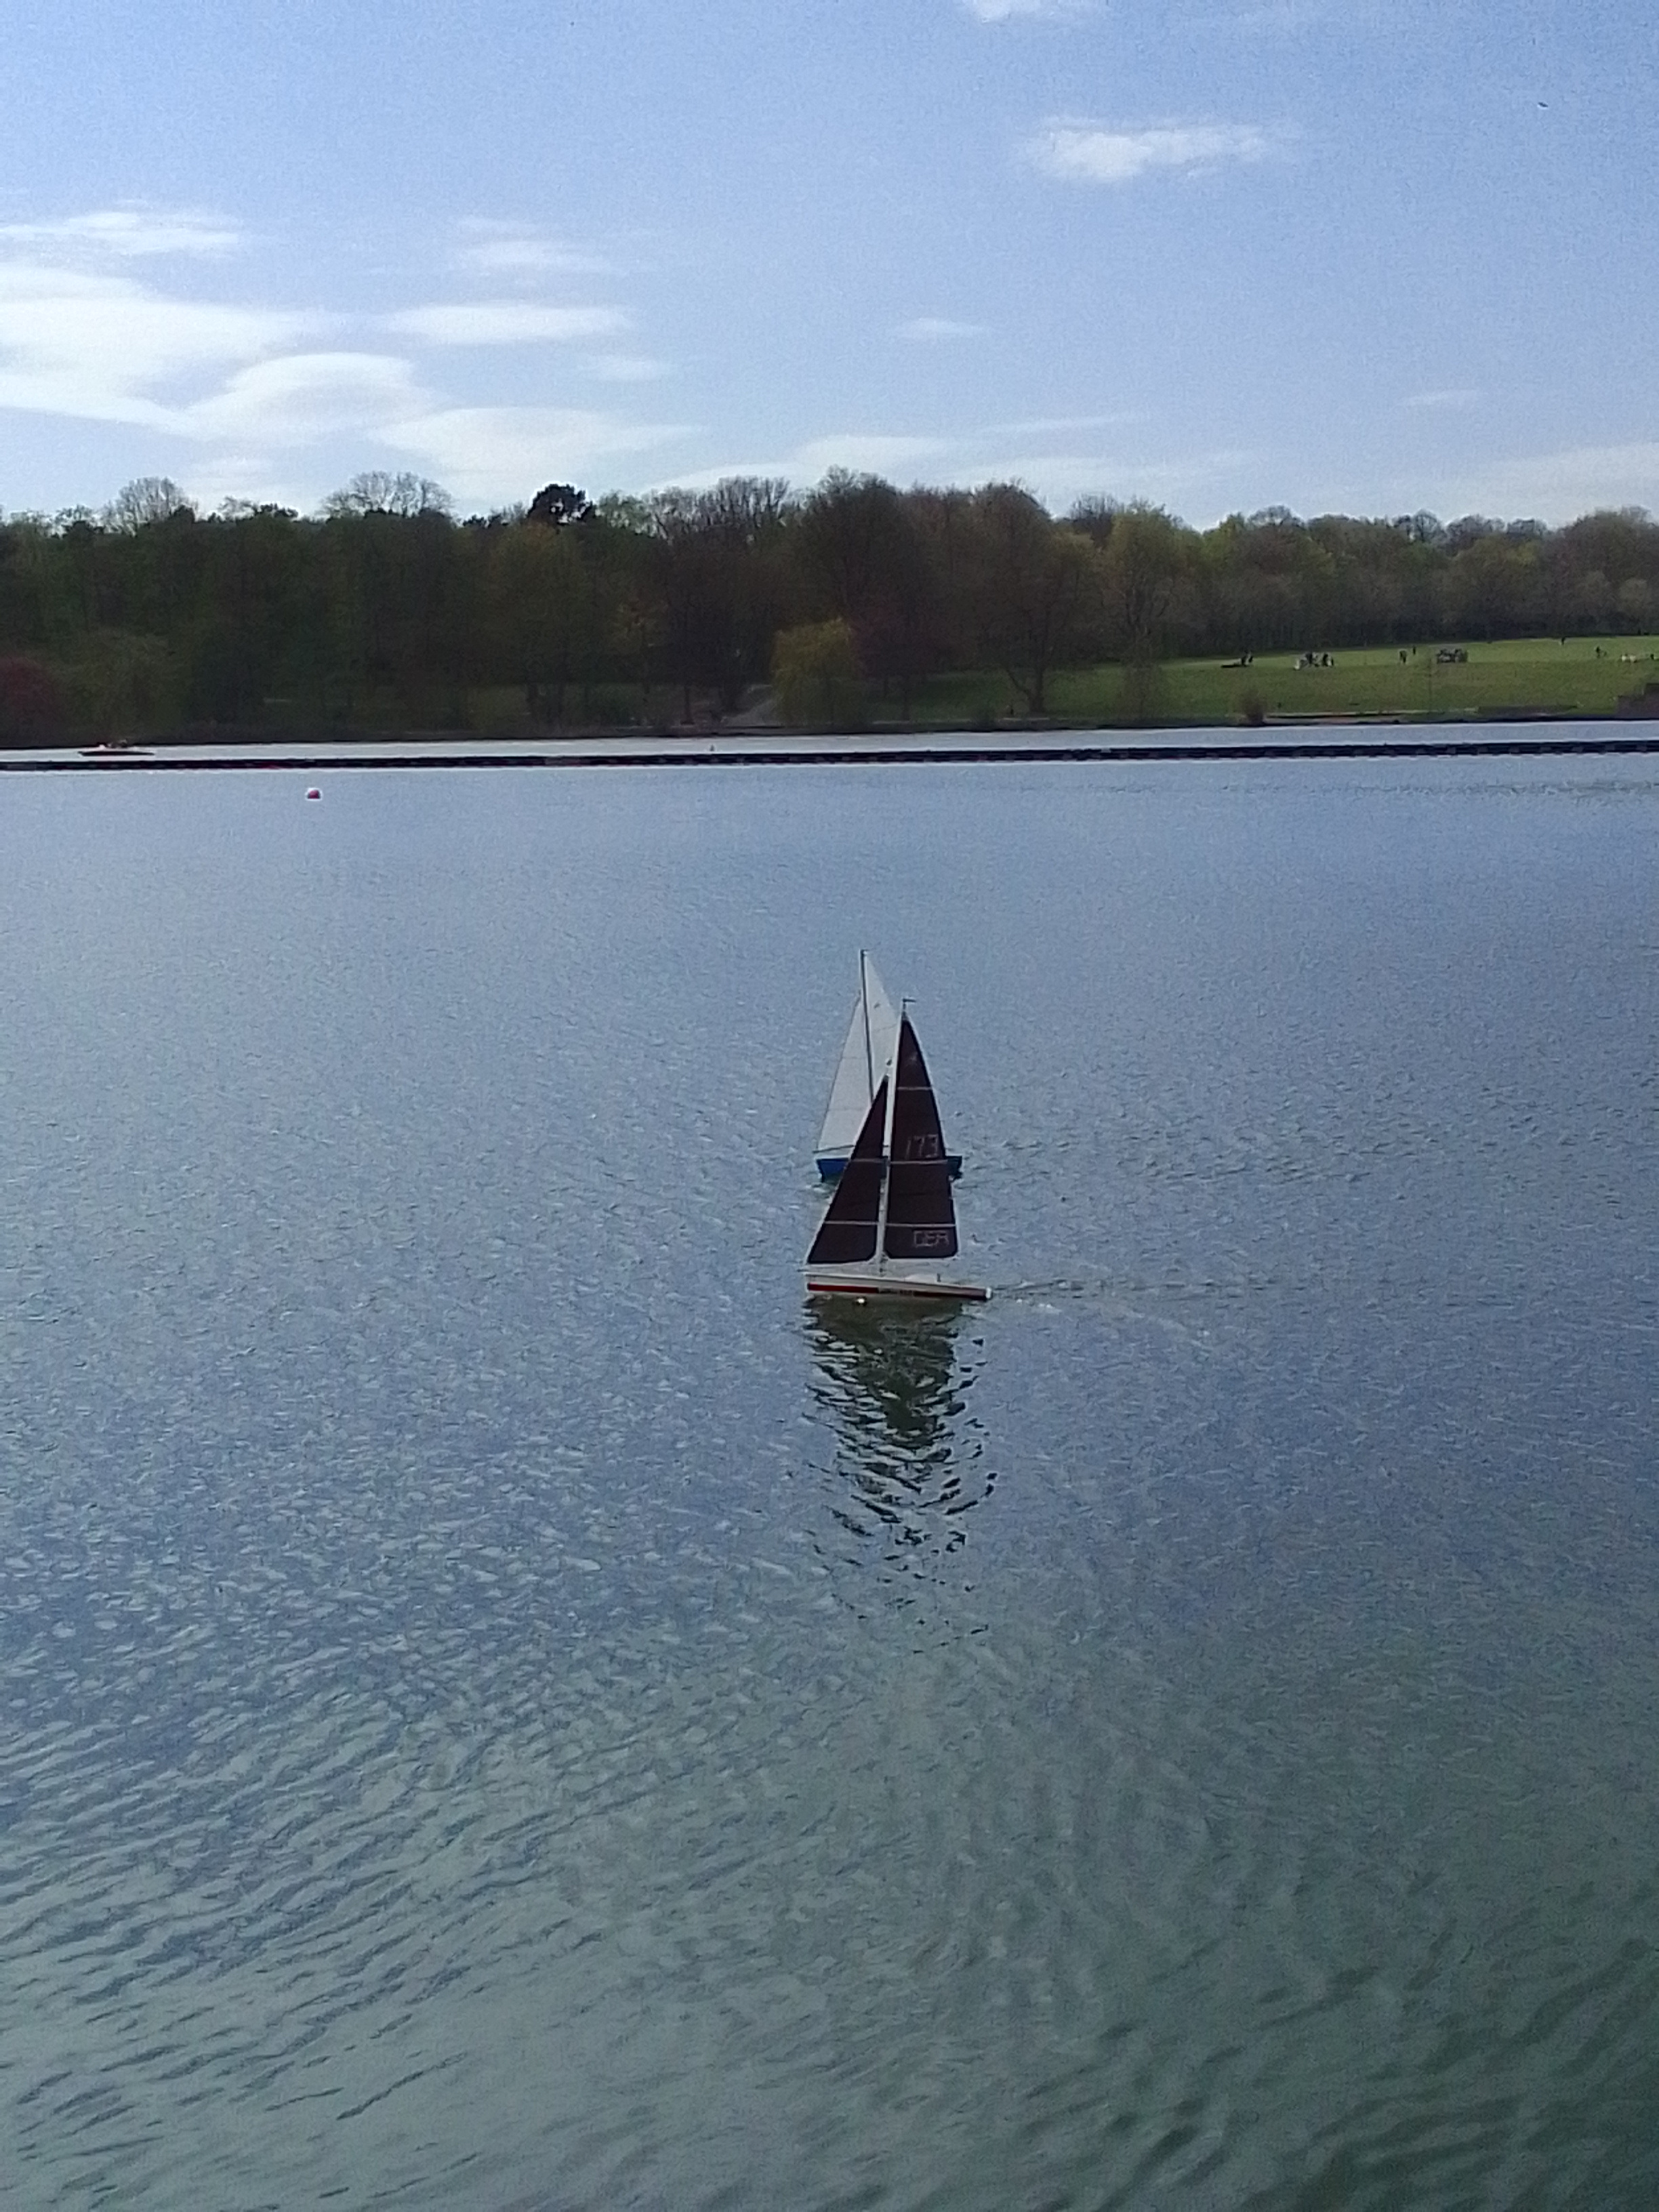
903, 636, 1659, 729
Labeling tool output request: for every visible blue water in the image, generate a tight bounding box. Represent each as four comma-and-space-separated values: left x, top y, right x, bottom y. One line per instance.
1, 752, 1656, 2209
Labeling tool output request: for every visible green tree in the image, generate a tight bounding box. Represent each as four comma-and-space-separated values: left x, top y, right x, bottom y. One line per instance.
772, 618, 863, 726
648, 478, 794, 718
485, 521, 591, 723
1102, 505, 1185, 715
797, 472, 939, 718
966, 483, 1101, 716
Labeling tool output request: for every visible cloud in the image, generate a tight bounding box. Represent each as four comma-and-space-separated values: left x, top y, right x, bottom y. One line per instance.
1401, 388, 1481, 412
792, 434, 951, 476
964, 0, 1089, 18
388, 302, 629, 346
1027, 120, 1277, 183
0, 258, 305, 426
187, 353, 432, 445
0, 207, 242, 258
0, 206, 694, 512
451, 222, 613, 279
900, 316, 988, 342
986, 412, 1143, 436
663, 432, 948, 493
668, 424, 1260, 517
1208, 0, 1334, 27
380, 406, 693, 505
1435, 443, 1659, 527
924, 436, 1256, 514
584, 353, 672, 382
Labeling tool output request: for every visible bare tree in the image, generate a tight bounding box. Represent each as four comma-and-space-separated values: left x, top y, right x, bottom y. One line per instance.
323, 472, 454, 520
105, 478, 193, 532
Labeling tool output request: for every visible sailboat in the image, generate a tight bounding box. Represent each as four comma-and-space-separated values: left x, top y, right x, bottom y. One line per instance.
815, 954, 960, 1180
805, 1008, 988, 1302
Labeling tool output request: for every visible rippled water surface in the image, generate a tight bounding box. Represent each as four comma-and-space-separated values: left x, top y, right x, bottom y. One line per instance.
3, 754, 1657, 2210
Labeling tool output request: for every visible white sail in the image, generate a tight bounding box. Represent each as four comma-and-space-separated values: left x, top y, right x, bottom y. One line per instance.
815, 954, 899, 1170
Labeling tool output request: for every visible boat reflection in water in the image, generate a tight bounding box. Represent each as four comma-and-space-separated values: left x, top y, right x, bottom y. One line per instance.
804, 1295, 994, 1570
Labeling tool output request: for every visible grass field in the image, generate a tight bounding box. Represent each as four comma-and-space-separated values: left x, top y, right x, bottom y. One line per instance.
906, 636, 1659, 729
439, 636, 1659, 736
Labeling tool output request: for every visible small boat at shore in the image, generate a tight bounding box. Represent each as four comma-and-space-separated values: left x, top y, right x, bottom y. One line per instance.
815, 954, 960, 1179
805, 1006, 987, 1303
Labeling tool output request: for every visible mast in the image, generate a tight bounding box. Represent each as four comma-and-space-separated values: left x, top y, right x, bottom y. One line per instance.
859, 949, 875, 1102
872, 996, 903, 1277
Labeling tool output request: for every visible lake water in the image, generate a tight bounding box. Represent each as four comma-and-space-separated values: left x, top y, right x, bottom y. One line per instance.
2, 751, 1656, 2210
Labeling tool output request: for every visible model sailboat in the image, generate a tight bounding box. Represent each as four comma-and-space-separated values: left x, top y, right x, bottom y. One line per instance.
815, 954, 961, 1180
805, 1009, 988, 1302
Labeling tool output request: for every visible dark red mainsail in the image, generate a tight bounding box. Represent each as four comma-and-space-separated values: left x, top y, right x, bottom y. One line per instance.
881, 1017, 960, 1262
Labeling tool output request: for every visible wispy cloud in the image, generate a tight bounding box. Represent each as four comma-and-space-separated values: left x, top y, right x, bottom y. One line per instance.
187, 354, 432, 445
943, 430, 1256, 514
1401, 388, 1480, 412
1206, 0, 1336, 29
792, 434, 951, 476
1027, 120, 1278, 183
584, 353, 671, 382
1437, 442, 1659, 526
0, 209, 691, 510
964, 0, 1090, 19
987, 412, 1144, 437
0, 207, 242, 258
388, 302, 629, 346
0, 259, 305, 426
451, 221, 613, 279
667, 432, 949, 491
900, 316, 988, 342
382, 407, 692, 506
669, 420, 1260, 518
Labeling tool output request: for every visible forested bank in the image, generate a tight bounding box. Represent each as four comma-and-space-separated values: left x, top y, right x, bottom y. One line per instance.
3, 468, 1658, 740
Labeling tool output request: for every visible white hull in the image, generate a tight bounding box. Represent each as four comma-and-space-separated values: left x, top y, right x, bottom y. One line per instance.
806, 1265, 988, 1303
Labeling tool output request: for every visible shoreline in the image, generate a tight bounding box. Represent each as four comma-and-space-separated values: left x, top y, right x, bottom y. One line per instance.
6, 722, 1659, 773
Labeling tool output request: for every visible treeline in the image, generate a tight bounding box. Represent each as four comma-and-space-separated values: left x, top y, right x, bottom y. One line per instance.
3, 467, 1658, 738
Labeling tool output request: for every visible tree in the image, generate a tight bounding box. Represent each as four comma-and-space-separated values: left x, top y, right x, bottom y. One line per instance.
185, 506, 318, 724
1102, 505, 1184, 661
1443, 531, 1544, 641
966, 483, 1101, 716
323, 472, 454, 520
485, 522, 591, 723
796, 472, 939, 717
647, 478, 794, 718
319, 499, 471, 721
1098, 505, 1188, 720
772, 618, 863, 726
105, 477, 193, 532
63, 630, 177, 737
1615, 576, 1655, 634
527, 481, 592, 529
0, 655, 66, 743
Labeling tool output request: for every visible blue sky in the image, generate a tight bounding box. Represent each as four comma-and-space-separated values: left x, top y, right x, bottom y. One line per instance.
2, 0, 1654, 523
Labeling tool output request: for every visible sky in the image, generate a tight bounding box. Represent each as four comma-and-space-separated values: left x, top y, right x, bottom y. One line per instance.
1, 0, 1655, 525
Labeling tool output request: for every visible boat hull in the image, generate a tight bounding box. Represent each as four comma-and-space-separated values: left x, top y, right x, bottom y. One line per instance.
806, 1267, 988, 1303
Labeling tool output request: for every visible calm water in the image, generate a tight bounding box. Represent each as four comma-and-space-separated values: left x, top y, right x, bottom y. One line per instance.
1, 752, 1656, 2211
